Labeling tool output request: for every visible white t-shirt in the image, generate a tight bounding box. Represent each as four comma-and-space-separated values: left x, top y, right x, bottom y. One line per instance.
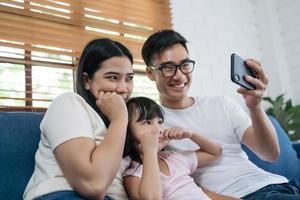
23, 92, 130, 200
123, 151, 211, 200
163, 96, 287, 198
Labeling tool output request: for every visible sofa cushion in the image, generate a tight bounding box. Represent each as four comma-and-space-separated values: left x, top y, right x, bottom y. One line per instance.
242, 116, 300, 180
0, 112, 44, 200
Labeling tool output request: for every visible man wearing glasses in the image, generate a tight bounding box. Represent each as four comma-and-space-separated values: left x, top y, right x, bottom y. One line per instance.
142, 29, 300, 199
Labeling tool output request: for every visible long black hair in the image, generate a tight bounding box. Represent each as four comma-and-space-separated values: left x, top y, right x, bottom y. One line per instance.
76, 38, 133, 127
123, 97, 164, 163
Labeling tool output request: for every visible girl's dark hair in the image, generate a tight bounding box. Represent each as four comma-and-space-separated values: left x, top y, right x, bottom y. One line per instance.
76, 38, 133, 127
123, 97, 164, 163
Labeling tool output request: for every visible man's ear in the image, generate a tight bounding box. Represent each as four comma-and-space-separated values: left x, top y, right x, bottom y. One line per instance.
146, 66, 155, 81
83, 72, 91, 90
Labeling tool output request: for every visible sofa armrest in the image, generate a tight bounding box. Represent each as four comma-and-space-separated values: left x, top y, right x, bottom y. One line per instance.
242, 116, 300, 181
293, 142, 300, 159
0, 112, 44, 200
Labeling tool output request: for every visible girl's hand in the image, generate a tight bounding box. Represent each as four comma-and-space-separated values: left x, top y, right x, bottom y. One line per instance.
96, 91, 127, 121
139, 130, 159, 154
162, 127, 193, 140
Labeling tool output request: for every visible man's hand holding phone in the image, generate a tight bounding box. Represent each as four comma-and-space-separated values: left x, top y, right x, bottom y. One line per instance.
231, 53, 269, 109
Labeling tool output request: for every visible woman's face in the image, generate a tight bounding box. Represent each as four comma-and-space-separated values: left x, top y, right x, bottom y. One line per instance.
84, 56, 134, 101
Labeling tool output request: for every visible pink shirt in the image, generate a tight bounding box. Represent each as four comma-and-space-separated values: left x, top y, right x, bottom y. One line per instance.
123, 151, 211, 200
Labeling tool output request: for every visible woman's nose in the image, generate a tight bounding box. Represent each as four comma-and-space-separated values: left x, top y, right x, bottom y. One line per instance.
116, 81, 128, 93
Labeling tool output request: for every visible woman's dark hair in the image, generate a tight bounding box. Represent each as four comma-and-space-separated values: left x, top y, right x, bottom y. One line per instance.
76, 38, 133, 127
123, 97, 164, 163
142, 29, 188, 66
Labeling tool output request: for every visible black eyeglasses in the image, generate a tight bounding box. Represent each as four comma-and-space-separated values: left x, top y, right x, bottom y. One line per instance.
149, 59, 195, 78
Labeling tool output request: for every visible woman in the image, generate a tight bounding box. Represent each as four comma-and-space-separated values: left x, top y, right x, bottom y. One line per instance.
23, 38, 134, 200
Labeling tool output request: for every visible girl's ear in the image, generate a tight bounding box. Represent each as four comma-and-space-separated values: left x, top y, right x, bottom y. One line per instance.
83, 72, 91, 90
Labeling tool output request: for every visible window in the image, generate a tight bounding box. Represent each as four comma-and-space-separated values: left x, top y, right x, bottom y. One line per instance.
132, 72, 159, 103
0, 0, 172, 111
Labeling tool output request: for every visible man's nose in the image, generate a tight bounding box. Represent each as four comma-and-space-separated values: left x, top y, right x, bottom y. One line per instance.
173, 67, 184, 79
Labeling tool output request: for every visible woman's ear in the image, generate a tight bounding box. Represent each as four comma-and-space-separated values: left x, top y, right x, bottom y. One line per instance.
146, 66, 155, 81
83, 72, 91, 90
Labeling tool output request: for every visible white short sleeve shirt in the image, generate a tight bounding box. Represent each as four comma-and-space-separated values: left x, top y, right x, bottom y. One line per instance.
163, 96, 287, 198
23, 92, 130, 200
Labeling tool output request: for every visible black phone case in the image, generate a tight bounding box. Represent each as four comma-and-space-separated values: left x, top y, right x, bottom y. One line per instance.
231, 53, 256, 90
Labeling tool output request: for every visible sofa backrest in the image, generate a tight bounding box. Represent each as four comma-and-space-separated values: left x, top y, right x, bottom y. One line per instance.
242, 116, 300, 180
0, 112, 44, 200
1, 112, 299, 200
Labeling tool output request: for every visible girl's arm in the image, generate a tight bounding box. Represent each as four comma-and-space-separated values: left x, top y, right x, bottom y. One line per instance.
163, 127, 222, 167
189, 132, 222, 167
54, 92, 128, 200
202, 188, 240, 200
124, 132, 162, 200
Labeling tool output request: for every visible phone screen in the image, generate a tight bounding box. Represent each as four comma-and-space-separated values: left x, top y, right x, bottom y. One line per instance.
230, 53, 256, 90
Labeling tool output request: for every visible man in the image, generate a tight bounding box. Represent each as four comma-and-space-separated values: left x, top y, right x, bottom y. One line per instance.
142, 29, 300, 199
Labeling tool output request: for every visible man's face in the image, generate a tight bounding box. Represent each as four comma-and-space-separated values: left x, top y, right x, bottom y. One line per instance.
146, 44, 192, 106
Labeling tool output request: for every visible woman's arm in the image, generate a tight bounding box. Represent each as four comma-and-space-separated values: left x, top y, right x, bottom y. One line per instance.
124, 131, 162, 200
54, 92, 128, 200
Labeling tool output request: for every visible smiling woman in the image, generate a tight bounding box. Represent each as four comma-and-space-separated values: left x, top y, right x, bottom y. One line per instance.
23, 38, 134, 200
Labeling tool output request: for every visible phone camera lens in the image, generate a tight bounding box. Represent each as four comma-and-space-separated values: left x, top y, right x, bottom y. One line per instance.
234, 74, 240, 81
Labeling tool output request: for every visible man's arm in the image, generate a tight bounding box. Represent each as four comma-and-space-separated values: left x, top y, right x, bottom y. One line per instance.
242, 107, 279, 161
239, 59, 279, 162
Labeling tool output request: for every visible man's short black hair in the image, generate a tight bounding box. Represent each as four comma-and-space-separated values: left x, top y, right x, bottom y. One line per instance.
142, 29, 188, 66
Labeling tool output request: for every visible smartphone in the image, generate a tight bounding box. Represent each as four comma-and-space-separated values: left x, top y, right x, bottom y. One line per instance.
230, 53, 256, 90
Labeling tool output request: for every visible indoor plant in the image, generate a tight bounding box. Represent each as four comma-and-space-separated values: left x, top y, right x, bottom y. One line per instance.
263, 94, 300, 141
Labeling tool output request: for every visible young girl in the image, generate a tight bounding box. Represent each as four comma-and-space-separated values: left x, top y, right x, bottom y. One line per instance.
123, 96, 223, 200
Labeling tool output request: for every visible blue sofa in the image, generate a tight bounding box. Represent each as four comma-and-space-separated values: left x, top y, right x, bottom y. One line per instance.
0, 112, 300, 200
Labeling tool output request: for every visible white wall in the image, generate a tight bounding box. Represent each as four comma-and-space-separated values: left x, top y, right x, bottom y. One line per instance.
170, 0, 300, 106
270, 0, 300, 103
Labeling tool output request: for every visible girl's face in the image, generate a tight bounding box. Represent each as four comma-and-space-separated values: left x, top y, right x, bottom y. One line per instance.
129, 109, 169, 152
84, 56, 134, 101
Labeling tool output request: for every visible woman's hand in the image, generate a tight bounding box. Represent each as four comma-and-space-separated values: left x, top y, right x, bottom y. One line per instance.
237, 59, 268, 110
96, 91, 127, 121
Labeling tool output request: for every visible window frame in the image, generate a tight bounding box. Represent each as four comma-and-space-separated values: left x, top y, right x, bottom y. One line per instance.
0, 0, 170, 111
